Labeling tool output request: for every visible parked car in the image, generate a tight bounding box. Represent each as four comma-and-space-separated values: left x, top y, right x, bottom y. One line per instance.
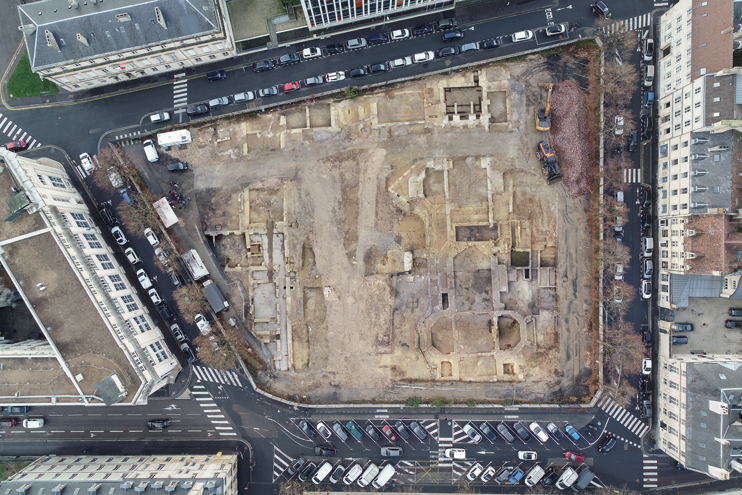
642, 330, 652, 346
730, 308, 742, 317
641, 212, 652, 230
253, 60, 274, 72
513, 422, 531, 442
480, 422, 498, 442
346, 38, 367, 50
346, 421, 363, 440
258, 86, 279, 98
369, 62, 390, 73
325, 43, 345, 55
206, 70, 227, 81
316, 421, 332, 439
642, 399, 652, 418
508, 468, 524, 484
125, 247, 140, 265
529, 422, 549, 443
466, 463, 484, 482
186, 104, 208, 116
641, 115, 653, 139
438, 46, 460, 57
382, 425, 398, 441
673, 323, 693, 332
437, 18, 457, 30
461, 42, 480, 53
598, 434, 616, 454
329, 464, 345, 483
727, 320, 742, 328
412, 23, 434, 36
481, 466, 496, 483
208, 96, 229, 109
413, 51, 436, 63
628, 130, 639, 152
481, 38, 501, 49
304, 76, 324, 86
298, 462, 316, 482
143, 228, 159, 247
642, 358, 652, 376
511, 30, 534, 42
442, 29, 464, 42
640, 377, 652, 394
495, 468, 512, 485
367, 33, 388, 45
390, 57, 413, 68
672, 335, 689, 344
615, 262, 624, 281
302, 47, 322, 59
463, 423, 482, 443
497, 422, 515, 442
137, 269, 152, 289
119, 188, 133, 203
148, 288, 162, 305
545, 23, 567, 36
287, 457, 306, 476
110, 226, 127, 245
541, 468, 559, 486
325, 71, 346, 82
614, 116, 624, 135
390, 29, 410, 40
641, 279, 652, 299
643, 38, 655, 61
278, 53, 300, 65
564, 424, 581, 441
157, 302, 174, 320
233, 92, 256, 104
342, 464, 363, 484
332, 422, 348, 441
547, 423, 564, 441
349, 66, 369, 78
366, 425, 381, 441
395, 421, 410, 440
565, 451, 585, 462
410, 421, 427, 440
283, 81, 301, 93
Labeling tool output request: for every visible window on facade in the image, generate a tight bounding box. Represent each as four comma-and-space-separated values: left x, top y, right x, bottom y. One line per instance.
674, 124, 681, 131
155, 57, 164, 63
672, 174, 678, 181
36, 175, 47, 185
674, 110, 681, 118
681, 187, 688, 194
662, 250, 669, 258
121, 294, 138, 313
681, 172, 688, 178
131, 315, 151, 333
672, 189, 678, 196
49, 176, 66, 189
700, 68, 707, 75
70, 212, 90, 228
83, 233, 102, 249
195, 58, 202, 62
695, 116, 700, 123
694, 102, 701, 109
681, 203, 688, 210
671, 205, 678, 211
108, 274, 126, 291
96, 254, 114, 270
149, 341, 168, 362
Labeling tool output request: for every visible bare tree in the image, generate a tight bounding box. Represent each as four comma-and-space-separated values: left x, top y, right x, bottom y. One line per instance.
594, 17, 639, 58
605, 319, 645, 376
90, 146, 138, 194
604, 279, 638, 317
603, 235, 632, 269
173, 284, 210, 322
116, 187, 163, 234
194, 333, 237, 370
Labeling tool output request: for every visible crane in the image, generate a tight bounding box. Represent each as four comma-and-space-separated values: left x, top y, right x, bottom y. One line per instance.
536, 83, 554, 131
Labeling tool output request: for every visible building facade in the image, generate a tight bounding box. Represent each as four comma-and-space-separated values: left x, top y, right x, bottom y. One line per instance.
18, 0, 236, 93
299, 0, 454, 30
0, 150, 180, 405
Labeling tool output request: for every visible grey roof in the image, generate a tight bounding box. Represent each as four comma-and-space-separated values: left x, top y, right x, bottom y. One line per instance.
736, 74, 742, 105
0, 477, 225, 495
18, 0, 220, 71
684, 361, 742, 473
669, 274, 724, 307
94, 374, 127, 406
688, 130, 735, 213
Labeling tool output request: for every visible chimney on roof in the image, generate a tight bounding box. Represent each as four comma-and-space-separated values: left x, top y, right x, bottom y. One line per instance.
18, 24, 36, 36
45, 30, 60, 52
76, 33, 88, 46
68, 0, 79, 9
154, 7, 167, 29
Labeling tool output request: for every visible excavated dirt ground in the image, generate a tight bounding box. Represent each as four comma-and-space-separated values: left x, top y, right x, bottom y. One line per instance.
161, 50, 595, 403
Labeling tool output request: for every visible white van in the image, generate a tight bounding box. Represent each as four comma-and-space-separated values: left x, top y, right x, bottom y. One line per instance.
357, 463, 379, 488
23, 418, 44, 428
643, 64, 655, 87
642, 237, 654, 257
444, 448, 466, 459
342, 464, 363, 485
524, 464, 545, 487
80, 153, 95, 174
372, 464, 395, 489
142, 139, 159, 163
556, 467, 578, 490
615, 191, 624, 205
312, 461, 333, 484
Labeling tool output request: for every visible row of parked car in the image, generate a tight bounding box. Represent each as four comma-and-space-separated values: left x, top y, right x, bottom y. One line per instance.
288, 458, 396, 489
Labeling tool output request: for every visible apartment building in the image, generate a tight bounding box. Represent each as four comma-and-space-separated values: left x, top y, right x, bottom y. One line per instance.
18, 0, 235, 93
0, 149, 180, 405
299, 0, 454, 30
1, 454, 238, 495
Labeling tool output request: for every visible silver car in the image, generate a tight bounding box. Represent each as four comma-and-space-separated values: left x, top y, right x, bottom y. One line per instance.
258, 86, 279, 98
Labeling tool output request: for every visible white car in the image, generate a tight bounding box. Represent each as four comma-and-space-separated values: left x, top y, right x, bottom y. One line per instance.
302, 47, 322, 59
195, 313, 212, 335
529, 422, 550, 443
480, 466, 497, 483
143, 228, 160, 247
642, 358, 652, 376
615, 263, 624, 280
466, 463, 484, 482
518, 451, 537, 461
125, 247, 140, 264
23, 418, 44, 428
155, 247, 169, 266
511, 30, 534, 42
137, 269, 152, 289
390, 57, 413, 68
148, 288, 162, 305
170, 323, 186, 342
614, 116, 624, 135
325, 71, 346, 82
463, 423, 482, 443
79, 153, 94, 173
390, 29, 410, 40
642, 279, 652, 299
413, 51, 435, 63
233, 91, 255, 103
110, 226, 127, 245
149, 112, 170, 123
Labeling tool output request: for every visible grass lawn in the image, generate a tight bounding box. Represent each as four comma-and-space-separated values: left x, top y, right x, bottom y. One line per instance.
0, 461, 30, 481
7, 53, 59, 98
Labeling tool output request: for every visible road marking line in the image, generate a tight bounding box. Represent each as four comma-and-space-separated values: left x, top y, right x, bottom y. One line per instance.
196, 397, 213, 401
187, 430, 203, 432
110, 430, 123, 432
207, 415, 225, 418
3, 121, 13, 133
215, 426, 233, 430
192, 391, 210, 395
71, 430, 85, 433
51, 430, 66, 433
219, 432, 237, 436
211, 421, 229, 424
0, 117, 5, 127
128, 430, 143, 432
203, 409, 221, 413
20, 132, 27, 140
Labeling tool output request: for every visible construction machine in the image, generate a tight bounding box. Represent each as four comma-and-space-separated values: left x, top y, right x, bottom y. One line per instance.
536, 141, 562, 184
536, 83, 554, 131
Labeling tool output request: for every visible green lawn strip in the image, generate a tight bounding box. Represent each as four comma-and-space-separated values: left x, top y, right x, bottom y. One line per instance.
7, 53, 59, 98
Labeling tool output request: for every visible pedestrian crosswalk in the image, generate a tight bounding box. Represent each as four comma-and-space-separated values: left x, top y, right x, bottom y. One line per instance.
643, 456, 658, 488
604, 13, 652, 33
437, 434, 453, 466
173, 76, 188, 108
193, 365, 243, 387
624, 168, 642, 183
112, 130, 141, 146
0, 114, 41, 148
598, 396, 650, 438
272, 446, 294, 482
192, 384, 236, 436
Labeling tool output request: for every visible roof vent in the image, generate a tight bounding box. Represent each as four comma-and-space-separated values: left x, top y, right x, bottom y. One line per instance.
88, 484, 101, 495
692, 186, 708, 192
692, 153, 709, 160
45, 30, 60, 52
76, 33, 88, 46
692, 137, 710, 144
164, 483, 178, 493
18, 24, 36, 36
115, 13, 131, 22
120, 483, 132, 493
134, 483, 148, 494
17, 485, 32, 495
683, 230, 697, 237
692, 169, 709, 176
182, 483, 193, 490
683, 252, 698, 259
204, 482, 216, 491
682, 264, 692, 270
691, 203, 708, 209
52, 485, 66, 495
152, 483, 163, 492
154, 7, 167, 29
68, 0, 79, 8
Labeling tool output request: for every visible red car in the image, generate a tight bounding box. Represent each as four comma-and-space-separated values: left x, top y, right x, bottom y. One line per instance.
382, 425, 397, 441
283, 81, 301, 93
4, 140, 27, 152
564, 451, 585, 462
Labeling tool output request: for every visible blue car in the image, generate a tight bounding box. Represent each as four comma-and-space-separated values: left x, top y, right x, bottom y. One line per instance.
119, 187, 133, 203
565, 423, 581, 441
508, 467, 524, 484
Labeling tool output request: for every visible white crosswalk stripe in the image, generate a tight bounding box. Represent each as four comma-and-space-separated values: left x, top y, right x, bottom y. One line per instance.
0, 114, 41, 149
272, 446, 295, 482
623, 168, 642, 183
643, 457, 658, 487
605, 13, 652, 34
193, 365, 243, 387
173, 79, 188, 108
420, 419, 439, 442
598, 396, 650, 438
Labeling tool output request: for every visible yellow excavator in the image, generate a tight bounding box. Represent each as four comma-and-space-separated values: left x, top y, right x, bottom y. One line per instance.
536, 83, 553, 131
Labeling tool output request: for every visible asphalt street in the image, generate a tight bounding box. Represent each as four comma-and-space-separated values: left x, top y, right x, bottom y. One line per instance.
0, 0, 705, 492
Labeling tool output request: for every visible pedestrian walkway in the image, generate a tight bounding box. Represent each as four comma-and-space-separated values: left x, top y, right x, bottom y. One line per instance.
623, 168, 642, 183
173, 77, 188, 108
0, 114, 41, 148
193, 365, 243, 387
598, 396, 650, 438
437, 434, 453, 466
272, 445, 295, 482
112, 130, 142, 146
643, 456, 658, 488
192, 384, 237, 436
605, 13, 652, 33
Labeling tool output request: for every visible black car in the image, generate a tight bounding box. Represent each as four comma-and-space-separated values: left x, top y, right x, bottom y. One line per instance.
279, 53, 300, 65
350, 66, 369, 78
369, 62, 390, 73
497, 422, 515, 443
628, 130, 639, 152
598, 434, 616, 454
480, 422, 497, 442
438, 46, 460, 57
442, 29, 464, 42
642, 330, 652, 346
481, 38, 501, 49
513, 422, 531, 442
298, 462, 316, 482
591, 0, 611, 17
0, 418, 17, 428
329, 465, 345, 483
730, 308, 742, 317
640, 377, 652, 394
640, 188, 652, 209
726, 320, 742, 328
253, 60, 274, 72
299, 420, 314, 438
147, 419, 170, 429
412, 23, 434, 36
395, 421, 410, 440
314, 445, 336, 456
366, 425, 381, 441
157, 302, 174, 320
541, 468, 558, 485
206, 70, 227, 81
325, 43, 345, 55
672, 335, 688, 344
287, 457, 306, 476
186, 104, 209, 116
641, 115, 653, 139
99, 205, 116, 226
640, 212, 651, 230
673, 323, 693, 332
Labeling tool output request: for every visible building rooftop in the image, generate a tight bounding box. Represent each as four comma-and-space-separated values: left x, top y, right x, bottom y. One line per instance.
684, 361, 742, 475
690, 0, 733, 81
685, 215, 727, 273
0, 156, 141, 403
705, 73, 742, 123
18, 0, 220, 71
669, 274, 724, 307
688, 130, 738, 213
